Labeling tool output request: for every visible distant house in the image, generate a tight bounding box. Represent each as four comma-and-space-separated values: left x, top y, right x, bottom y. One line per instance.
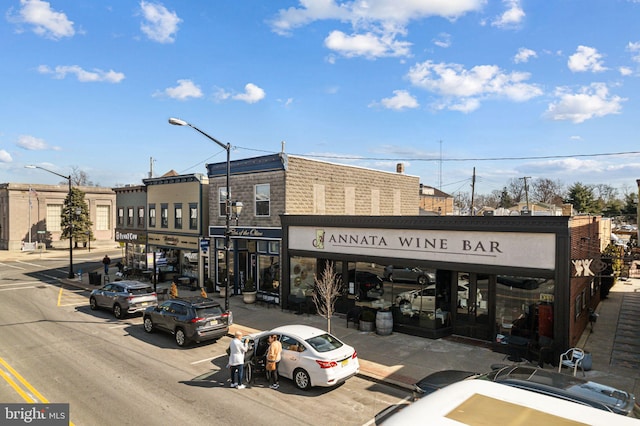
419, 184, 454, 215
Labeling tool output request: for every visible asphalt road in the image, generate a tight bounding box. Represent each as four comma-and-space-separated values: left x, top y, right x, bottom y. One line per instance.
0, 255, 409, 425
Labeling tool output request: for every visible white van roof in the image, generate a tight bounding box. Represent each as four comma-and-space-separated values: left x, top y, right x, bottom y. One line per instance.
383, 380, 638, 425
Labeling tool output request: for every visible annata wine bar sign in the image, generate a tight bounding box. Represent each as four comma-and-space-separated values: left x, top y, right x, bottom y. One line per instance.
289, 226, 556, 270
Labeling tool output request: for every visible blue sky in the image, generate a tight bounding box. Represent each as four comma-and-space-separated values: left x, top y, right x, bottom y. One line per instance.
2, 0, 640, 198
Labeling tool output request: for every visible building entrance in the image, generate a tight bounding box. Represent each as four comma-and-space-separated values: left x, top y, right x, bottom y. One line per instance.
453, 272, 494, 341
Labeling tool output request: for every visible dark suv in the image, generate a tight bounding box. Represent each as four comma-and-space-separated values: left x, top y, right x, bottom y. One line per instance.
142, 297, 232, 347
338, 269, 384, 299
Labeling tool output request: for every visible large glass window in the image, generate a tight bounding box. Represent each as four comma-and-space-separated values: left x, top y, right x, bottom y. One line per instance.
496, 275, 555, 341
148, 204, 156, 227
218, 187, 228, 217
117, 207, 124, 227
96, 205, 110, 230
160, 204, 168, 228
46, 204, 62, 232
127, 207, 134, 226
137, 207, 145, 227
189, 203, 197, 230
289, 256, 317, 297
174, 203, 182, 229
255, 184, 270, 217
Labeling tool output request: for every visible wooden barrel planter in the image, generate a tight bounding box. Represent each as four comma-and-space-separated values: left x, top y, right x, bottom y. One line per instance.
376, 310, 393, 335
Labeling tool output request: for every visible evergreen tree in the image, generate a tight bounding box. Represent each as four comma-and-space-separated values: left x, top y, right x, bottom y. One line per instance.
60, 187, 94, 248
565, 182, 598, 214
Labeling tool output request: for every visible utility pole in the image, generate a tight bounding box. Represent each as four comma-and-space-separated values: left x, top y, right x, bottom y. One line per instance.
520, 176, 531, 212
470, 167, 476, 216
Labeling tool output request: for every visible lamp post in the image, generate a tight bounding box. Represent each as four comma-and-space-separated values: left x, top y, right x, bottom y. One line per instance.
168, 117, 233, 312
25, 165, 74, 279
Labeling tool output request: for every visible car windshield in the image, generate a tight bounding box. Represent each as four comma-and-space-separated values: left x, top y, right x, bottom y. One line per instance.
305, 333, 344, 353
195, 306, 223, 317
128, 287, 153, 295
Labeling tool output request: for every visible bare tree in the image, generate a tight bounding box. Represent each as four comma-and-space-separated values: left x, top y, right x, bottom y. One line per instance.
71, 166, 94, 186
312, 261, 342, 334
531, 178, 564, 204
506, 178, 525, 203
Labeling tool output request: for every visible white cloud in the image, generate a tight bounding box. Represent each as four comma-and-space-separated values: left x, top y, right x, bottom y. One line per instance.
156, 79, 203, 100
372, 90, 419, 110
324, 30, 411, 58
37, 65, 125, 83
269, 0, 483, 58
492, 0, 525, 28
433, 33, 451, 48
568, 45, 607, 72
627, 41, 640, 63
0, 150, 12, 163
16, 135, 60, 151
514, 47, 536, 63
545, 83, 625, 123
9, 0, 75, 40
139, 1, 181, 43
619, 66, 633, 76
232, 83, 266, 104
407, 60, 542, 111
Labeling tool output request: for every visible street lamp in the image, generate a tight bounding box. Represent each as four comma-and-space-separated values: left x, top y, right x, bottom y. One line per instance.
168, 117, 233, 312
25, 165, 75, 279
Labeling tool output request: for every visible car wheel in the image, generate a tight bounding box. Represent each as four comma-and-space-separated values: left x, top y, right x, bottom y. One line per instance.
113, 303, 123, 319
143, 316, 154, 333
89, 297, 98, 310
175, 328, 186, 347
417, 276, 427, 285
293, 368, 311, 390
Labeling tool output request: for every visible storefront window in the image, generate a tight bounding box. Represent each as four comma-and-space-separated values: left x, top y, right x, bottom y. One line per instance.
496, 275, 555, 341
290, 256, 316, 297
390, 265, 446, 330
259, 255, 280, 293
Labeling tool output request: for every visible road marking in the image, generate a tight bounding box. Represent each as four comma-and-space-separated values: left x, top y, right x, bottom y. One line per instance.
191, 354, 227, 365
16, 260, 48, 268
0, 286, 36, 292
0, 262, 25, 270
0, 357, 77, 426
363, 395, 412, 426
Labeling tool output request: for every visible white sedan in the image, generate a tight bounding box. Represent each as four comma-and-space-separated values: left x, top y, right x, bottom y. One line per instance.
245, 325, 359, 390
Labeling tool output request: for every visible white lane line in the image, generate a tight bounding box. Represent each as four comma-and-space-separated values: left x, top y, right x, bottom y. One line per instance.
0, 262, 25, 270
16, 260, 48, 268
0, 286, 37, 291
191, 354, 227, 365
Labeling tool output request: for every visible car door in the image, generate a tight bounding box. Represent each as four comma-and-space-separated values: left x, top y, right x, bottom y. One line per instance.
151, 301, 172, 331
413, 286, 436, 312
95, 284, 118, 308
278, 334, 304, 379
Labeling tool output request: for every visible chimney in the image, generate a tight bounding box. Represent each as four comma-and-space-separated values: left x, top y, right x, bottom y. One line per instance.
396, 163, 404, 174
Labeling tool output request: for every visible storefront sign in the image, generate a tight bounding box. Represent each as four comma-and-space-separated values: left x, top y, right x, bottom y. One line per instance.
115, 230, 147, 244
289, 226, 556, 270
208, 226, 282, 240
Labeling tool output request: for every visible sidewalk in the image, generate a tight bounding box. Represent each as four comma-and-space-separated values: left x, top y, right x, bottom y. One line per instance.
3, 247, 639, 397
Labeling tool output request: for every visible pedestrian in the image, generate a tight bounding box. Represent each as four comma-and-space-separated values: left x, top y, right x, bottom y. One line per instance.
228, 331, 248, 389
266, 334, 282, 389
102, 255, 111, 274
169, 280, 178, 299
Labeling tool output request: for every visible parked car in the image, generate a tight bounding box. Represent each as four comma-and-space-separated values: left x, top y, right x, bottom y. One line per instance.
89, 281, 157, 319
414, 365, 636, 416
496, 275, 544, 290
142, 297, 231, 347
337, 269, 384, 299
396, 283, 471, 314
384, 266, 435, 285
245, 325, 359, 390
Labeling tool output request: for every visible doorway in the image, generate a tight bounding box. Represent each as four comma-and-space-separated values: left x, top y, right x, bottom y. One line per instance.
454, 272, 494, 341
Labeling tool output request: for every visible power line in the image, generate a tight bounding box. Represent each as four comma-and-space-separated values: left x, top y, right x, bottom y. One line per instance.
235, 146, 640, 163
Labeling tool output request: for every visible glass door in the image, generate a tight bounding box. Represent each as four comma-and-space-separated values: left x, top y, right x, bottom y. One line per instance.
454, 272, 494, 340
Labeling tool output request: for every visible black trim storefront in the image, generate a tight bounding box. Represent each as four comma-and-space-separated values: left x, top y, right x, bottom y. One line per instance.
280, 215, 572, 353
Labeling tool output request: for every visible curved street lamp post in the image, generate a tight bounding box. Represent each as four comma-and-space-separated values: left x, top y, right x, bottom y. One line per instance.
25, 165, 74, 279
168, 117, 232, 312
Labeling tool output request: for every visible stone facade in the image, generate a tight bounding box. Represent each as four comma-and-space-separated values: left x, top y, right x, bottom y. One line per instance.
0, 183, 116, 251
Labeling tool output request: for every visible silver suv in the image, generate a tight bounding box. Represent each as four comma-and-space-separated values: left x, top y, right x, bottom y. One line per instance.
90, 281, 158, 319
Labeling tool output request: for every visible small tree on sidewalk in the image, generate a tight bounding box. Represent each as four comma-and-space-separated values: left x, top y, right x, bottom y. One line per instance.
312, 260, 342, 334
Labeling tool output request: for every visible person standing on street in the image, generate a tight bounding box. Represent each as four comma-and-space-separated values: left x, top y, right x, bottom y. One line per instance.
228, 331, 248, 389
102, 255, 111, 275
266, 334, 282, 389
